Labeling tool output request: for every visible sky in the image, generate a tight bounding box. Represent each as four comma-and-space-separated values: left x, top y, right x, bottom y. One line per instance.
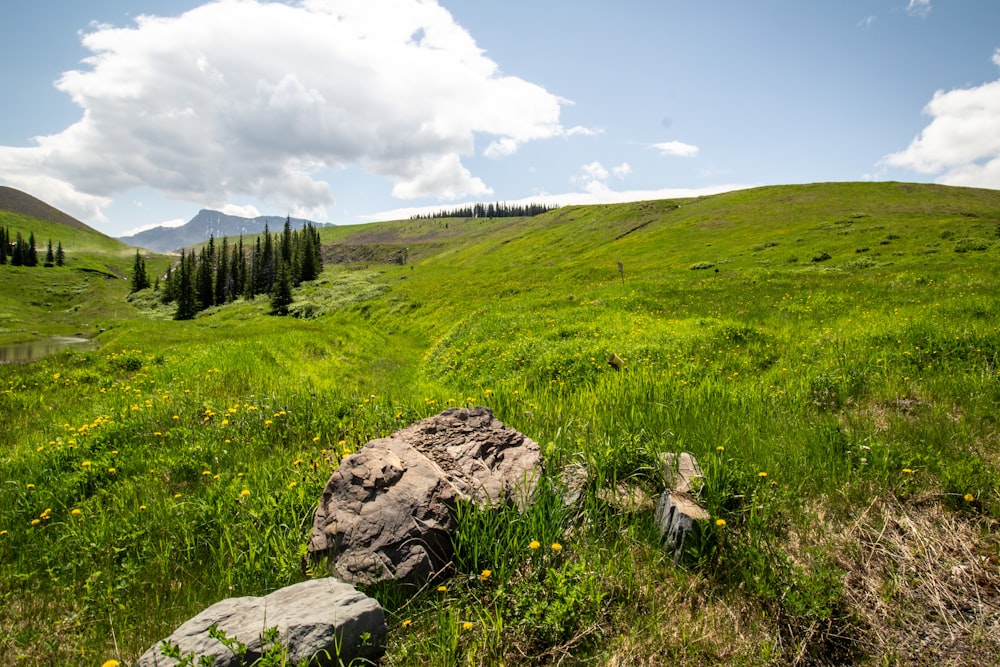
1, 0, 999, 238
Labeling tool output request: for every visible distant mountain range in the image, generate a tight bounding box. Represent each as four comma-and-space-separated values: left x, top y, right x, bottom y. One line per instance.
117, 210, 330, 253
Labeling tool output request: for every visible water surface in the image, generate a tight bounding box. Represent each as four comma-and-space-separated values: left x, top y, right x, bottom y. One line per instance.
0, 337, 97, 365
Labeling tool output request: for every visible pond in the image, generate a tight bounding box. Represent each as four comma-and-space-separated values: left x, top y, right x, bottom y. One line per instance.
0, 336, 97, 365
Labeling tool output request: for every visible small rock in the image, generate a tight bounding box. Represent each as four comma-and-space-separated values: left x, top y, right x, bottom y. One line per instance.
135, 578, 385, 667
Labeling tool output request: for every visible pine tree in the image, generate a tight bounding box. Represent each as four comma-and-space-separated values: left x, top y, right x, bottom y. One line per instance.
26, 232, 38, 267
130, 249, 150, 293
1, 226, 8, 265
195, 238, 215, 311
270, 259, 294, 315
55, 241, 65, 266
11, 232, 24, 266
174, 250, 197, 320
44, 240, 55, 267
215, 236, 229, 305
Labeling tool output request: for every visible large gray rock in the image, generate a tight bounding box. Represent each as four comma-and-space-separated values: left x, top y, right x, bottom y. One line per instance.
135, 578, 385, 667
308, 407, 540, 585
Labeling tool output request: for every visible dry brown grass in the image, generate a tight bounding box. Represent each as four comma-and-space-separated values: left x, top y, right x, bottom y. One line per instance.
833, 495, 1000, 666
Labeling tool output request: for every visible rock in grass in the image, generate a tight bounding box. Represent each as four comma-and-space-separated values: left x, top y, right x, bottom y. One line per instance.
655, 491, 711, 564
656, 453, 710, 563
308, 407, 541, 585
135, 578, 385, 667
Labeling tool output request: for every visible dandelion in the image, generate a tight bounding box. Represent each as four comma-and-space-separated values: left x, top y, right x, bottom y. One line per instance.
101, 660, 121, 667
529, 540, 540, 550
288, 481, 298, 489
437, 585, 447, 593
264, 419, 273, 426
30, 519, 40, 526
480, 569, 492, 581
716, 446, 724, 452
71, 509, 81, 516
173, 493, 182, 499
240, 489, 251, 498
108, 467, 116, 473
902, 468, 914, 474
139, 505, 147, 511
715, 518, 726, 527
26, 483, 34, 490
0, 530, 8, 536
293, 459, 303, 466
964, 493, 974, 502
402, 619, 412, 627
758, 471, 767, 478
202, 470, 212, 476
462, 622, 474, 631
82, 461, 91, 467
172, 415, 179, 420
551, 543, 563, 552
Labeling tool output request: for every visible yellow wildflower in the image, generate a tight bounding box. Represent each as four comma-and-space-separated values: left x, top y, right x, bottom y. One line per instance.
30, 519, 40, 526
529, 540, 540, 550
964, 493, 974, 502
101, 660, 121, 667
173, 493, 182, 499
462, 621, 473, 631
82, 461, 91, 467
758, 471, 767, 478
240, 489, 251, 498
71, 509, 81, 516
480, 569, 492, 581
25, 483, 34, 490
402, 619, 412, 627
902, 468, 914, 474
551, 543, 563, 552
715, 518, 726, 527
437, 585, 447, 592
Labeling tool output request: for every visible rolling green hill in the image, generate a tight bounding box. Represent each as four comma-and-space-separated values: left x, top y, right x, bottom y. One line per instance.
2, 182, 999, 666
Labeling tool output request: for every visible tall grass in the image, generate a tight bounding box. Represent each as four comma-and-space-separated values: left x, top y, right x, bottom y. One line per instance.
2, 183, 999, 665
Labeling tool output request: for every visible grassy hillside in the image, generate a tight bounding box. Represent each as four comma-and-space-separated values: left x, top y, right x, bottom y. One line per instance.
0, 207, 171, 343
1, 182, 999, 666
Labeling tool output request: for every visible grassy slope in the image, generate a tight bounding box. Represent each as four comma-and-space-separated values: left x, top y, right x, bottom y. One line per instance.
0, 211, 171, 342
1, 182, 999, 666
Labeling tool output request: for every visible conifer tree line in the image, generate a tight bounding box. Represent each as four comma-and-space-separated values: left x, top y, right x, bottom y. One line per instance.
152, 218, 323, 320
410, 201, 557, 220
0, 225, 64, 267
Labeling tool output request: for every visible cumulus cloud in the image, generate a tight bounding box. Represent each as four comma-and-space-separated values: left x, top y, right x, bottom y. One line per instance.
906, 0, 931, 18
653, 140, 700, 157
573, 161, 632, 194
881, 55, 1000, 188
0, 0, 569, 221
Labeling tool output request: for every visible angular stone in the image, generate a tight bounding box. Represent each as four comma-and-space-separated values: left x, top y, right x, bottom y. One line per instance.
135, 578, 385, 667
660, 452, 704, 494
655, 491, 711, 563
308, 407, 541, 585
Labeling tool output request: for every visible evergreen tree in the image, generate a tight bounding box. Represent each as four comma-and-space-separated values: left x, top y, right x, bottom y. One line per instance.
55, 241, 65, 266
1, 226, 8, 265
44, 240, 55, 268
130, 249, 151, 293
270, 259, 294, 315
195, 238, 215, 311
215, 236, 229, 305
174, 250, 197, 320
26, 232, 38, 267
11, 232, 24, 266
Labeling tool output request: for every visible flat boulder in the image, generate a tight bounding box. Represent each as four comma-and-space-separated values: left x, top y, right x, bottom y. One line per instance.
308, 407, 540, 585
135, 578, 385, 666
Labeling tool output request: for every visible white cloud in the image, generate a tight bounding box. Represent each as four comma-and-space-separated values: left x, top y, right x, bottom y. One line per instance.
0, 0, 568, 221
881, 60, 1000, 188
993, 48, 1000, 68
221, 204, 262, 218
612, 163, 632, 179
906, 0, 931, 18
858, 15, 877, 30
122, 217, 188, 236
653, 140, 700, 157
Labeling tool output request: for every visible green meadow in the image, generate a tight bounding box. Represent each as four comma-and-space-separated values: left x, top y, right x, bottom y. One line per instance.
1, 182, 999, 665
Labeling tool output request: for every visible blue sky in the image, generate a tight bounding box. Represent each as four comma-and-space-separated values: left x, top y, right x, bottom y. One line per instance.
1, 0, 998, 237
